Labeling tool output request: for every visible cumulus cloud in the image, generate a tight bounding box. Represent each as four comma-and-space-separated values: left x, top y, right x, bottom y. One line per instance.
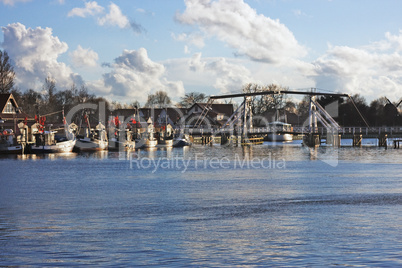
99, 48, 185, 103
205, 57, 253, 94
98, 2, 130, 28
1, 23, 83, 89
176, 0, 307, 63
67, 1, 104, 17
163, 52, 255, 96
308, 31, 402, 100
68, 1, 144, 33
70, 45, 98, 68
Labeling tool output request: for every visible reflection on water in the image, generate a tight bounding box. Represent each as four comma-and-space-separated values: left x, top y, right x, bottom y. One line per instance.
0, 142, 401, 266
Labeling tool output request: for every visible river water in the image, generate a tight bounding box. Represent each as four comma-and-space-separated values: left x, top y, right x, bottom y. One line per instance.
0, 141, 401, 267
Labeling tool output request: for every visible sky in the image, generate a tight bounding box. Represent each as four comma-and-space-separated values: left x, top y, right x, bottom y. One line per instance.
1, 0, 402, 105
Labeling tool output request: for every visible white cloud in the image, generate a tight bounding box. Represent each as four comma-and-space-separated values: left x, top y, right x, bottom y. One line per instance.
171, 32, 205, 49
1, 23, 83, 90
68, 1, 143, 33
205, 57, 253, 94
163, 53, 256, 96
70, 45, 99, 68
98, 2, 130, 29
0, 0, 30, 5
67, 1, 104, 18
176, 0, 307, 63
307, 32, 402, 100
99, 48, 185, 103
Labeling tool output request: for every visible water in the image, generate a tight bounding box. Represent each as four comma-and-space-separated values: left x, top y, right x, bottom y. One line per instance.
0, 142, 401, 267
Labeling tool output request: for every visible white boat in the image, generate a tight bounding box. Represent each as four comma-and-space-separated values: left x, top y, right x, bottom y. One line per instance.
75, 123, 108, 151
135, 131, 157, 149
76, 137, 108, 151
30, 131, 76, 153
266, 121, 293, 142
135, 118, 158, 149
0, 129, 23, 154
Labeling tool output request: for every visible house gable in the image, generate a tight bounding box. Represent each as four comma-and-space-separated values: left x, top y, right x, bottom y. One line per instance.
0, 94, 19, 114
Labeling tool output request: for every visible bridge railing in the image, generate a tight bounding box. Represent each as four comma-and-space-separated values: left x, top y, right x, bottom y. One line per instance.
183, 126, 402, 136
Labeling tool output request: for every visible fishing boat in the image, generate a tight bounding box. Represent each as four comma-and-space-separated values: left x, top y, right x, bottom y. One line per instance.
75, 123, 108, 151
266, 121, 293, 142
135, 118, 157, 149
108, 116, 136, 151
75, 111, 108, 152
30, 131, 76, 153
29, 112, 76, 154
157, 123, 173, 147
0, 129, 23, 154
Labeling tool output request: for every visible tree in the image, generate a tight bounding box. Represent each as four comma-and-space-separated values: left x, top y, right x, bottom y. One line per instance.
0, 50, 15, 93
145, 91, 171, 108
242, 83, 287, 115
178, 92, 207, 108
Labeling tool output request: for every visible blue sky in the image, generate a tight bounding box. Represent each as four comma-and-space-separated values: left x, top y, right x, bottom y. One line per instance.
1, 0, 402, 104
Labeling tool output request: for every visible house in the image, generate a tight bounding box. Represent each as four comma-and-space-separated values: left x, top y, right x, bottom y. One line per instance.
0, 93, 32, 132
184, 103, 234, 127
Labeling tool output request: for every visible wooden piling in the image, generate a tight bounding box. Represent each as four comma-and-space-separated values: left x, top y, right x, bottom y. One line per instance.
353, 134, 362, 147
378, 134, 387, 148
394, 140, 401, 149
303, 134, 320, 147
327, 133, 341, 147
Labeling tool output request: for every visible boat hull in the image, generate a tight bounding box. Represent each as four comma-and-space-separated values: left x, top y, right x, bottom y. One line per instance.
135, 139, 157, 149
173, 139, 191, 147
266, 133, 293, 142
30, 140, 76, 154
75, 139, 108, 151
157, 139, 173, 147
0, 145, 23, 154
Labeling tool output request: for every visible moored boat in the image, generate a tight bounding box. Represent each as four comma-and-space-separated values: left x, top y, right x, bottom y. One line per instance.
266, 121, 293, 142
0, 129, 23, 154
135, 118, 157, 149
75, 122, 108, 152
30, 131, 76, 153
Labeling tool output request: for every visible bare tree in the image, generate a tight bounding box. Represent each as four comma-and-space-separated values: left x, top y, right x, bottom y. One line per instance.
178, 92, 207, 108
242, 83, 287, 115
145, 91, 171, 108
0, 50, 15, 93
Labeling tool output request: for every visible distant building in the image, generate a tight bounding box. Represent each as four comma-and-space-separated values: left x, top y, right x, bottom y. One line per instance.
184, 103, 234, 128
0, 93, 32, 132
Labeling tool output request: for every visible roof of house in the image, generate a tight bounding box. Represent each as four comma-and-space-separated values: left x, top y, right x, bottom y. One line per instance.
0, 93, 18, 113
191, 103, 234, 117
0, 93, 31, 121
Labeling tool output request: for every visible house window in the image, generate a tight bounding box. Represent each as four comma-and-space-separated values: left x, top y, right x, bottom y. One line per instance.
195, 106, 199, 112
4, 101, 14, 113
